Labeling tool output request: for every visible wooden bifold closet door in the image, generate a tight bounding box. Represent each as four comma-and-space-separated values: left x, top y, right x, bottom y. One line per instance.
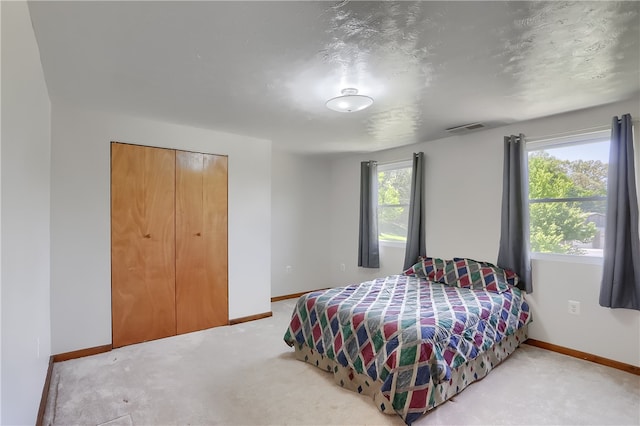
111, 143, 228, 348
176, 151, 228, 334
111, 143, 177, 348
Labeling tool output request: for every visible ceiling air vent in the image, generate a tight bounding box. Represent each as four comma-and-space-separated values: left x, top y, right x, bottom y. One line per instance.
445, 122, 486, 134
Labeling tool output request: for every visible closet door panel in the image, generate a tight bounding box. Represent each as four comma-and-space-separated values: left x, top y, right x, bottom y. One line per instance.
176, 151, 228, 334
202, 154, 228, 328
111, 143, 176, 348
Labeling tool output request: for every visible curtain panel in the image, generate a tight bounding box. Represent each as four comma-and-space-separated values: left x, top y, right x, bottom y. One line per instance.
403, 152, 426, 270
497, 134, 532, 293
358, 161, 380, 268
600, 114, 640, 310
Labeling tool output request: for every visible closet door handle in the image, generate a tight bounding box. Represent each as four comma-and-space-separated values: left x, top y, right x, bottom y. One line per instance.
143, 233, 151, 239
195, 232, 201, 237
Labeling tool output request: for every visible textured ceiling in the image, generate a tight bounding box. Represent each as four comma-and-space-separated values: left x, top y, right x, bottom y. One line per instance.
28, 1, 640, 154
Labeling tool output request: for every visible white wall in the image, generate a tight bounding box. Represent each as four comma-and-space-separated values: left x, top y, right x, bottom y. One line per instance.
1, 5, 4, 421
327, 98, 640, 367
271, 149, 331, 297
50, 105, 271, 354
1, 2, 52, 424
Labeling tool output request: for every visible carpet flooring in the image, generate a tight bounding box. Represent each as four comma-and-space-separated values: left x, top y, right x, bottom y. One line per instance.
43, 299, 640, 425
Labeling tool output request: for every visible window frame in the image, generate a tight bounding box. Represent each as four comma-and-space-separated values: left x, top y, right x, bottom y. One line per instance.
377, 159, 412, 246
526, 129, 610, 260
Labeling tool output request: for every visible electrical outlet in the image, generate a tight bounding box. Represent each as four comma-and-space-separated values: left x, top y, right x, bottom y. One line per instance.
568, 300, 581, 315
285, 265, 292, 274
339, 263, 346, 272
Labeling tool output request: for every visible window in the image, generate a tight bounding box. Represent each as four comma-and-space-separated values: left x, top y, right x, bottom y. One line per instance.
527, 130, 610, 257
377, 160, 412, 243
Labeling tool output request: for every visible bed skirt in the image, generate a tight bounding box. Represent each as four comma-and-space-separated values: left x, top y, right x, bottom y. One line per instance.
292, 325, 528, 419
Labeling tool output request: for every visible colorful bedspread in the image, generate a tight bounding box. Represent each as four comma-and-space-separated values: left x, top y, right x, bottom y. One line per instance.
283, 275, 531, 424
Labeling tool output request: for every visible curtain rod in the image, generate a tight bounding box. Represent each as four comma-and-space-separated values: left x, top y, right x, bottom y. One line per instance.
526, 119, 639, 144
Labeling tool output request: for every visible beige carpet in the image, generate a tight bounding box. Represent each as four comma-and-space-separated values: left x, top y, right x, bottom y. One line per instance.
43, 299, 640, 426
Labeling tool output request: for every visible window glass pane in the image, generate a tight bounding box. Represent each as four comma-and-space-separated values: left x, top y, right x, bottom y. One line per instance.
379, 205, 409, 242
378, 166, 411, 242
530, 200, 606, 256
528, 139, 609, 256
529, 141, 609, 199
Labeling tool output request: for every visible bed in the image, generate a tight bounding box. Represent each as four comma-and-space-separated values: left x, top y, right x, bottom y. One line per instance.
283, 257, 532, 425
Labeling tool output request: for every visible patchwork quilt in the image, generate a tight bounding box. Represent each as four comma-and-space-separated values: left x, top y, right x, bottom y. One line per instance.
283, 275, 531, 424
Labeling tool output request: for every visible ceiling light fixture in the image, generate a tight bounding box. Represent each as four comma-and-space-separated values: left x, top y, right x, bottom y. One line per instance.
325, 88, 374, 113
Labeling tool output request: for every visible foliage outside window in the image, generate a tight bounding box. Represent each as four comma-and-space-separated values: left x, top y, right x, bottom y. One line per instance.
527, 131, 609, 256
378, 161, 412, 243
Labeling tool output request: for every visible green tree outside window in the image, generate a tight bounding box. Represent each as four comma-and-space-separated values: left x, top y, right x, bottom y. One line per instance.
528, 150, 608, 255
378, 167, 411, 242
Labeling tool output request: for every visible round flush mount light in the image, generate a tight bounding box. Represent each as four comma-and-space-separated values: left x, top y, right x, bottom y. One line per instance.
325, 88, 374, 113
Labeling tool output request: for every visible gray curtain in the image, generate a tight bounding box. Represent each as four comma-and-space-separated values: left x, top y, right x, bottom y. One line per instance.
358, 161, 379, 268
600, 114, 640, 310
403, 152, 426, 270
497, 134, 532, 293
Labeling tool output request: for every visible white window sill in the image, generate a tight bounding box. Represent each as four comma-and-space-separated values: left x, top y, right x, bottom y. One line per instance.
531, 251, 604, 265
